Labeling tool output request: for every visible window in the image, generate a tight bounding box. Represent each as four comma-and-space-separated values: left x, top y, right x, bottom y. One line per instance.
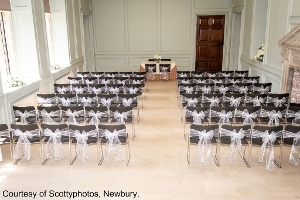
0, 11, 16, 87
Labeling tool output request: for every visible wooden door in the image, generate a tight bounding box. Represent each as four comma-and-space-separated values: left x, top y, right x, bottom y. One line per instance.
195, 15, 225, 72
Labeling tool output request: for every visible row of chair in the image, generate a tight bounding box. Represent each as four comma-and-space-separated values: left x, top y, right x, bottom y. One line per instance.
76, 71, 146, 78
177, 76, 260, 84
0, 123, 131, 166
187, 124, 300, 170
177, 70, 249, 78
67, 76, 146, 85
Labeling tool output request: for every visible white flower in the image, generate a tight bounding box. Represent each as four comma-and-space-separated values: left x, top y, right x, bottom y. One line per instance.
153, 54, 161, 60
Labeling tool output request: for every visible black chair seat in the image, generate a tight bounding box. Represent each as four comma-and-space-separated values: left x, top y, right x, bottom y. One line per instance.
190, 137, 217, 144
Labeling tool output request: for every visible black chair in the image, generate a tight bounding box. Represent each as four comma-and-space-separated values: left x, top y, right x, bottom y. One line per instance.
85, 106, 110, 125
286, 106, 300, 125
114, 77, 131, 85
235, 106, 261, 125
98, 94, 117, 108
187, 124, 219, 166
220, 71, 234, 77
119, 93, 140, 121
77, 72, 90, 78
77, 93, 98, 107
196, 83, 214, 94
219, 125, 252, 167
223, 93, 246, 107
214, 83, 233, 94
242, 76, 260, 84
190, 71, 205, 77
68, 77, 82, 84
104, 72, 118, 78
233, 83, 252, 94
110, 107, 135, 141
90, 72, 104, 83
69, 124, 98, 164
205, 71, 219, 78
83, 77, 98, 86
178, 83, 197, 105
184, 107, 210, 140
98, 124, 130, 166
0, 124, 11, 161
177, 77, 192, 85
209, 77, 226, 85
253, 83, 272, 94
245, 94, 267, 107
54, 84, 71, 94
202, 93, 223, 107
61, 106, 85, 125
12, 106, 37, 124
159, 64, 171, 80
177, 71, 190, 78
11, 123, 40, 164
107, 84, 124, 96
57, 93, 77, 107
145, 64, 157, 81
234, 70, 248, 77
226, 77, 243, 84
71, 84, 89, 95
37, 106, 61, 123
133, 72, 146, 78
40, 123, 69, 164
283, 125, 300, 166
89, 84, 106, 95
260, 106, 287, 126
193, 77, 209, 84
37, 94, 57, 106
267, 93, 289, 107
210, 107, 235, 125
119, 72, 132, 78
251, 125, 283, 169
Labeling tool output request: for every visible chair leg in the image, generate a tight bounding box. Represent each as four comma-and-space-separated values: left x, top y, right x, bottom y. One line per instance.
187, 141, 190, 166
40, 139, 50, 165
126, 142, 131, 166
69, 139, 77, 165
98, 143, 104, 166
214, 144, 220, 167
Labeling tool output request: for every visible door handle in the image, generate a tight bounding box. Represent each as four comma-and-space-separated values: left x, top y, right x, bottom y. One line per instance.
218, 41, 224, 46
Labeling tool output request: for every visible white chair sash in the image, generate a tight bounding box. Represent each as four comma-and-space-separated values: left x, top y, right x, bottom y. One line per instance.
178, 73, 188, 77
40, 109, 60, 123
221, 73, 232, 77
221, 128, 247, 164
207, 97, 220, 107
273, 97, 286, 107
43, 128, 67, 160
292, 111, 300, 125
181, 86, 193, 94
186, 110, 206, 124
228, 97, 241, 107
128, 87, 139, 94
74, 130, 97, 164
114, 111, 131, 124
122, 98, 133, 107
100, 98, 112, 109
284, 131, 300, 165
147, 67, 155, 80
91, 87, 103, 95
102, 129, 126, 162
117, 80, 126, 86
240, 109, 257, 125
190, 129, 214, 165
13, 129, 39, 160
229, 79, 241, 84
132, 80, 142, 84
252, 130, 279, 170
181, 79, 190, 84
109, 87, 120, 95
199, 86, 211, 94
37, 97, 53, 105
65, 109, 84, 125
73, 87, 85, 94
194, 79, 206, 84
238, 86, 248, 94
183, 97, 198, 107
59, 97, 71, 106
193, 74, 203, 77
68, 79, 80, 84
267, 110, 283, 126
57, 86, 68, 94
14, 110, 36, 124
211, 110, 233, 125
88, 110, 107, 125
246, 78, 258, 84
251, 96, 264, 106
255, 86, 270, 94
217, 85, 229, 94
207, 74, 216, 78
80, 97, 93, 107
236, 73, 247, 77
212, 79, 223, 84
85, 79, 95, 85
161, 67, 169, 80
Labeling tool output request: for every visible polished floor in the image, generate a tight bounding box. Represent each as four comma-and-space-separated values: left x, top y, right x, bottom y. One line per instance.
0, 81, 300, 200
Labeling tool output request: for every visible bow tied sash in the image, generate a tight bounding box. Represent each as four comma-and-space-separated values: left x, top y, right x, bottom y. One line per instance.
69, 79, 80, 84
74, 130, 97, 164
211, 110, 233, 125
267, 110, 283, 126
217, 85, 229, 94
178, 73, 188, 77
37, 97, 53, 105
147, 67, 155, 80
43, 128, 67, 160
122, 98, 133, 107
102, 129, 126, 162
194, 79, 206, 84
80, 97, 93, 107
114, 111, 131, 124
221, 73, 231, 77
14, 110, 36, 124
100, 98, 112, 109
59, 97, 71, 106
184, 97, 198, 107
65, 109, 84, 124
284, 131, 300, 165
252, 130, 279, 170
199, 86, 211, 94
91, 87, 103, 95
238, 86, 248, 94
128, 87, 139, 94
181, 80, 190, 84
73, 87, 85, 94
190, 129, 215, 165
229, 97, 241, 107
240, 109, 257, 125
40, 109, 60, 123
255, 86, 270, 94
292, 111, 300, 125
57, 86, 68, 94
109, 87, 120, 95
88, 110, 107, 125
13, 129, 39, 160
221, 129, 247, 164
251, 96, 264, 106
207, 97, 220, 107
181, 86, 193, 94
132, 80, 141, 84
273, 97, 286, 107
186, 110, 206, 124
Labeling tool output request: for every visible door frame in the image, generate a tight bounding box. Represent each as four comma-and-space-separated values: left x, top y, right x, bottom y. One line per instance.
191, 9, 232, 71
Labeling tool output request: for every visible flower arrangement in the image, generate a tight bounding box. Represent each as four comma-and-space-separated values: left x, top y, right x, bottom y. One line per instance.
51, 63, 61, 70
153, 54, 161, 63
255, 44, 264, 62
6, 76, 26, 87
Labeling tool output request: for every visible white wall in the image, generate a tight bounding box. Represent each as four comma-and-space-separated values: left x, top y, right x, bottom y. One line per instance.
92, 0, 231, 71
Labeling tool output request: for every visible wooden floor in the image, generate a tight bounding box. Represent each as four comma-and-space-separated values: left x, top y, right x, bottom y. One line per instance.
0, 81, 299, 200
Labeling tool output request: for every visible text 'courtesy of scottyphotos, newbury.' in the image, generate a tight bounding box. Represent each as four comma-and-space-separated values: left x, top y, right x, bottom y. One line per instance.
2, 190, 140, 199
